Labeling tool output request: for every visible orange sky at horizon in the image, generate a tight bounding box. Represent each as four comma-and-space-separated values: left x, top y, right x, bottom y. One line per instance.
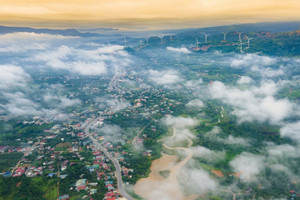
0, 0, 300, 29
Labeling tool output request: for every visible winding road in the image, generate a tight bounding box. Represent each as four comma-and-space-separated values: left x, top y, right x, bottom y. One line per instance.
84, 120, 135, 200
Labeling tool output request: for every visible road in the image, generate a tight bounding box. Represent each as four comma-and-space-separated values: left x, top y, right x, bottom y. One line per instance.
218, 189, 236, 200
132, 120, 153, 145
84, 120, 135, 200
57, 162, 60, 198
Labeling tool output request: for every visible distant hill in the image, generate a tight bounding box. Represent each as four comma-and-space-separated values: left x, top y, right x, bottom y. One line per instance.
0, 26, 102, 37
78, 27, 119, 32
176, 21, 300, 36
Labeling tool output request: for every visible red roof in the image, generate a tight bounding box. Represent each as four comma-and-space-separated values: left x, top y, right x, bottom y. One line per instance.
105, 192, 115, 197
77, 185, 87, 190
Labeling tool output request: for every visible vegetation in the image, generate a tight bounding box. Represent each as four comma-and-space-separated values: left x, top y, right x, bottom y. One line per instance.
0, 152, 23, 172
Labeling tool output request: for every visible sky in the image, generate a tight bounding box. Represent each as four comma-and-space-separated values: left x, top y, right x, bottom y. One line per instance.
1, 0, 300, 30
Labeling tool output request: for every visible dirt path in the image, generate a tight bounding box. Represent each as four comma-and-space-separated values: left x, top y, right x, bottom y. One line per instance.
57, 162, 60, 198
132, 121, 152, 145
218, 189, 236, 200
134, 127, 197, 200
220, 106, 224, 118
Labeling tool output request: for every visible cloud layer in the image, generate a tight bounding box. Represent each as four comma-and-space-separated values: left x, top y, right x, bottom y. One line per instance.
209, 80, 294, 124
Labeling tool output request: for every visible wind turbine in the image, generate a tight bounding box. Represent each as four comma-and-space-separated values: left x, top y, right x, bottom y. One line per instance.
222, 32, 228, 42
245, 36, 253, 49
169, 35, 173, 42
159, 36, 163, 44
238, 42, 244, 53
237, 32, 243, 43
140, 40, 143, 48
202, 32, 210, 43
195, 37, 201, 49
123, 37, 128, 47
236, 32, 244, 53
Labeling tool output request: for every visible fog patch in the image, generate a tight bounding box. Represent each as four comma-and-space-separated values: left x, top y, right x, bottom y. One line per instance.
186, 99, 204, 109
251, 65, 284, 77
44, 94, 81, 108
162, 129, 195, 147
107, 99, 131, 112
32, 45, 129, 76
161, 115, 197, 129
97, 124, 125, 144
237, 76, 254, 84
149, 70, 181, 85
191, 146, 225, 163
167, 47, 191, 54
217, 135, 249, 146
209, 81, 294, 124
230, 152, 264, 182
0, 32, 78, 52
280, 121, 300, 142
184, 78, 203, 88
230, 54, 276, 68
179, 160, 218, 195
0, 65, 31, 90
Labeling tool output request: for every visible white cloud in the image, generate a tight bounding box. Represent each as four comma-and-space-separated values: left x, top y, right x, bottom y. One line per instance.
209, 81, 294, 124
97, 124, 125, 144
106, 99, 131, 112
230, 152, 264, 182
32, 45, 129, 76
0, 32, 79, 41
0, 69, 78, 119
161, 115, 197, 128
250, 65, 284, 77
280, 121, 300, 142
191, 146, 225, 162
161, 116, 197, 147
0, 32, 78, 52
43, 94, 81, 108
206, 126, 221, 135
237, 76, 253, 84
72, 61, 107, 75
186, 99, 204, 109
0, 43, 48, 53
149, 70, 181, 85
179, 163, 218, 194
267, 144, 299, 158
230, 54, 276, 68
230, 54, 284, 77
0, 65, 30, 89
184, 78, 203, 88
217, 135, 249, 146
1, 92, 42, 116
162, 128, 196, 147
166, 47, 191, 54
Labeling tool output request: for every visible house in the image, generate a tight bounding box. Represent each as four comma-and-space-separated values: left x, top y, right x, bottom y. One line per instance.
106, 184, 114, 190
48, 173, 56, 177
61, 165, 67, 171
3, 171, 11, 177
76, 185, 87, 191
75, 179, 87, 187
57, 194, 70, 200
13, 167, 26, 177
98, 136, 105, 141
90, 189, 97, 194
105, 191, 115, 198
0, 146, 9, 153
59, 175, 68, 179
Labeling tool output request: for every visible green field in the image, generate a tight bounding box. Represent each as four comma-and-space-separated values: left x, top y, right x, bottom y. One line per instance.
0, 152, 23, 172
